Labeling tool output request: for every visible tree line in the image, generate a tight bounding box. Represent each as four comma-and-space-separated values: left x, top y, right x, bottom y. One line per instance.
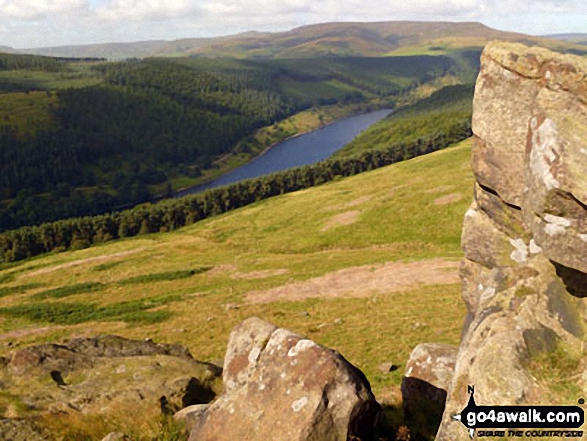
0, 52, 480, 233
0, 119, 471, 264
0, 53, 66, 71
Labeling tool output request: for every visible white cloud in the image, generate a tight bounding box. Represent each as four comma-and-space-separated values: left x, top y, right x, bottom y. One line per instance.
95, 0, 201, 21
0, 0, 88, 20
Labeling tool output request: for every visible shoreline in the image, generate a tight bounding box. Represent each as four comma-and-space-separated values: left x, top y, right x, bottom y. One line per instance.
174, 106, 392, 196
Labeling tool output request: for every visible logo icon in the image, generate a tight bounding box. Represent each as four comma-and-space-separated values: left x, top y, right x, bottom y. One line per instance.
452, 386, 585, 439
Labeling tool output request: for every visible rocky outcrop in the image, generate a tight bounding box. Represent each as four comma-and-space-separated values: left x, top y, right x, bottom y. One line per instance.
401, 343, 457, 439
188, 317, 380, 441
0, 419, 50, 441
437, 42, 587, 440
0, 335, 222, 423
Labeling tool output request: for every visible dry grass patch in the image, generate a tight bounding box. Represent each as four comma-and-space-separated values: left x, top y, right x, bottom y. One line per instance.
231, 269, 289, 280
425, 185, 456, 194
434, 193, 463, 205
321, 210, 361, 231
23, 248, 144, 278
246, 258, 459, 303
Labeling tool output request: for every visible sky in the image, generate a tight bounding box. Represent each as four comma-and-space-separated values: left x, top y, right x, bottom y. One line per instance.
1, 0, 586, 49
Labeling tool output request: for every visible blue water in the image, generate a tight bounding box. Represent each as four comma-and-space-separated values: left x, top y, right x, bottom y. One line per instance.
177, 108, 392, 196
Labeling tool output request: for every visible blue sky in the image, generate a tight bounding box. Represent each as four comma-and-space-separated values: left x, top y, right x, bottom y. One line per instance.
1, 0, 586, 48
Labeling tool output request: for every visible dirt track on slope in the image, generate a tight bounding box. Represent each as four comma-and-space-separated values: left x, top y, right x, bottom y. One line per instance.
246, 258, 459, 304
23, 249, 144, 277
321, 211, 361, 231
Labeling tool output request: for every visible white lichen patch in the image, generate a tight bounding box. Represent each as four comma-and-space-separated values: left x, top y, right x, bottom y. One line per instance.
288, 339, 315, 357
266, 328, 291, 355
545, 70, 552, 80
543, 214, 571, 236
544, 214, 571, 227
580, 234, 587, 242
529, 239, 543, 254
248, 347, 262, 364
258, 383, 266, 391
465, 208, 478, 218
292, 397, 308, 413
545, 224, 566, 236
509, 238, 529, 263
529, 118, 561, 191
480, 286, 497, 303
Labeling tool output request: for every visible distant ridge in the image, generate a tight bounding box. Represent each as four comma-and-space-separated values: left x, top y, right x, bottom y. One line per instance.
4, 21, 586, 59
545, 33, 587, 45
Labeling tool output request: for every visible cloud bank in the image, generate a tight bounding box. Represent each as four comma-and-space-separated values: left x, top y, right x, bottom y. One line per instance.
0, 0, 586, 48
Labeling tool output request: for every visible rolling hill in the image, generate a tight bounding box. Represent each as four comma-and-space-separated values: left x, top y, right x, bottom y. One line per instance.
0, 138, 473, 437
5, 21, 587, 59
336, 84, 473, 157
547, 33, 587, 46
0, 49, 477, 232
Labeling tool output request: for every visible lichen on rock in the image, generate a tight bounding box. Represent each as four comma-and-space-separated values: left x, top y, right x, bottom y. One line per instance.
434, 42, 587, 440
188, 317, 380, 441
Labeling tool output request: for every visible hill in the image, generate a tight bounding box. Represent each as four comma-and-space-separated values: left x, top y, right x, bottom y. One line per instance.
335, 84, 473, 157
0, 138, 473, 437
7, 21, 587, 59
0, 51, 477, 232
546, 33, 587, 46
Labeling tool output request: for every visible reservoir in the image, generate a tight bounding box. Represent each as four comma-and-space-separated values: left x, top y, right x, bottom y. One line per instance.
177, 108, 392, 196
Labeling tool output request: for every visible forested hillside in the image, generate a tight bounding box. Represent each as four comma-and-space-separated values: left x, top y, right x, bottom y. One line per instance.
0, 50, 479, 232
0, 78, 474, 263
336, 84, 473, 157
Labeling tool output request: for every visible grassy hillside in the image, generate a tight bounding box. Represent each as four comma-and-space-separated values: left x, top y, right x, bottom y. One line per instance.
0, 139, 474, 422
9, 22, 587, 59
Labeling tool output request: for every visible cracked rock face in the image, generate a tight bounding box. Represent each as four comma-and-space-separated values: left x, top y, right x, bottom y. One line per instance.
188, 317, 380, 441
437, 42, 587, 440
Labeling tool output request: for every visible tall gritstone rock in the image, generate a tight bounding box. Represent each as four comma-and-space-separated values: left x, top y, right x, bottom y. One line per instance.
436, 42, 587, 440
188, 317, 380, 441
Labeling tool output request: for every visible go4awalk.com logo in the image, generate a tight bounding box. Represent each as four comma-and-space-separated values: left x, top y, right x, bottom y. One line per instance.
452, 387, 585, 438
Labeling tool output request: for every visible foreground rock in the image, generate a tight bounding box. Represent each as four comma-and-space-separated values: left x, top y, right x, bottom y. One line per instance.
0, 335, 222, 427
0, 419, 50, 441
436, 42, 587, 440
189, 317, 380, 441
401, 343, 457, 439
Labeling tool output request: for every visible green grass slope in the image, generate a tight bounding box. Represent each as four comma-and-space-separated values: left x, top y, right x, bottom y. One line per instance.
0, 139, 474, 408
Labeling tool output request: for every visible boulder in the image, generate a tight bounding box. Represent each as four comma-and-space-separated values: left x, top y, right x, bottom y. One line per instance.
188, 317, 380, 441
174, 404, 209, 431
436, 42, 587, 440
0, 419, 49, 441
0, 335, 222, 425
401, 343, 457, 440
7, 335, 196, 376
